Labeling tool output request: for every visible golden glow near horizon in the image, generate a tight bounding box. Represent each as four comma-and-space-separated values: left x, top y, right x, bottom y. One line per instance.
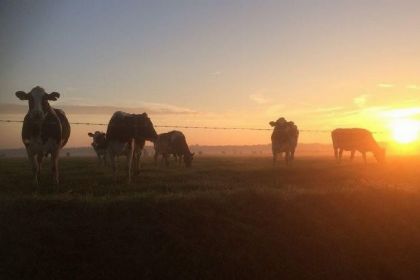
1, 1, 420, 155
380, 108, 420, 144
390, 119, 419, 144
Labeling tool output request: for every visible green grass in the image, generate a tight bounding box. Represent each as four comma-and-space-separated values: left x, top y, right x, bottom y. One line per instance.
1, 156, 420, 279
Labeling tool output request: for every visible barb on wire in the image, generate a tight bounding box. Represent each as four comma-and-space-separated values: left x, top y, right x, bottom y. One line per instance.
0, 119, 384, 134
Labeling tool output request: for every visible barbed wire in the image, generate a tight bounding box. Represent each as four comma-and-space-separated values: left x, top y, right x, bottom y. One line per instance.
0, 119, 384, 134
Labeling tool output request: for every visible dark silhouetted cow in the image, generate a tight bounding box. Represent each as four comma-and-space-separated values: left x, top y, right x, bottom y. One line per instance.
106, 111, 157, 183
270, 118, 299, 165
331, 128, 385, 163
88, 131, 107, 165
15, 86, 71, 185
154, 130, 194, 167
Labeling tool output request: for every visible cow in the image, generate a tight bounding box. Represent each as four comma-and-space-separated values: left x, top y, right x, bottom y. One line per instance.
106, 111, 157, 183
15, 86, 71, 186
88, 131, 107, 165
154, 130, 194, 167
269, 117, 299, 165
331, 128, 385, 163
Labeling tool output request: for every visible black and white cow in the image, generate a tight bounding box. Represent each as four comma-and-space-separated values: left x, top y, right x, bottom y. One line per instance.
15, 86, 71, 185
88, 131, 107, 165
154, 130, 194, 167
106, 111, 157, 183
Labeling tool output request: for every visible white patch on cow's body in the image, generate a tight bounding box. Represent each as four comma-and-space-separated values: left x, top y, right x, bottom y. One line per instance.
44, 138, 59, 154
31, 91, 46, 118
26, 135, 59, 156
114, 111, 131, 119
27, 136, 44, 155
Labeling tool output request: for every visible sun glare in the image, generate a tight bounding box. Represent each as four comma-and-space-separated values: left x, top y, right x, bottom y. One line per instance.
390, 119, 420, 144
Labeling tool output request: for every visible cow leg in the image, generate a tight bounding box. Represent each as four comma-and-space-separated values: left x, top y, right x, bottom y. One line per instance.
285, 151, 290, 165
334, 147, 338, 162
154, 152, 159, 166
164, 154, 169, 167
51, 150, 60, 185
338, 149, 343, 163
272, 145, 278, 166
103, 154, 108, 166
126, 140, 135, 184
28, 151, 40, 186
350, 150, 355, 161
272, 152, 277, 166
108, 149, 117, 182
133, 150, 140, 175
362, 152, 367, 164
37, 152, 43, 181
96, 153, 102, 166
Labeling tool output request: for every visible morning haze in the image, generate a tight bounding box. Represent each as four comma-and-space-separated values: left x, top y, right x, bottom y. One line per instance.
1, 0, 419, 149
2, 1, 420, 279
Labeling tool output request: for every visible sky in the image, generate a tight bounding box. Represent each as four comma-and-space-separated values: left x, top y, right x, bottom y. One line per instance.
0, 0, 419, 149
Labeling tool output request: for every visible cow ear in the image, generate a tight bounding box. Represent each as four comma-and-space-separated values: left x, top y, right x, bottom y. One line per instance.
15, 91, 29, 100
269, 121, 276, 127
88, 133, 94, 137
47, 92, 60, 101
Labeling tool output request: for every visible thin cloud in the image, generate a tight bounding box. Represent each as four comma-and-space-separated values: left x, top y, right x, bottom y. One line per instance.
249, 93, 269, 104
210, 71, 222, 76
353, 94, 369, 107
377, 83, 395, 88
406, 84, 420, 90
140, 102, 197, 114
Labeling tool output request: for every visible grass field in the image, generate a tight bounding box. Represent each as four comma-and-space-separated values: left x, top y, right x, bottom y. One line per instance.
1, 155, 420, 279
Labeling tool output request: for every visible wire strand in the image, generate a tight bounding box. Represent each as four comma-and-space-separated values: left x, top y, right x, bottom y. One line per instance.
0, 119, 384, 134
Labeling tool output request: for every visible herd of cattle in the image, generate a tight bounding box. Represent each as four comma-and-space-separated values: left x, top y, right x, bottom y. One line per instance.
15, 86, 386, 185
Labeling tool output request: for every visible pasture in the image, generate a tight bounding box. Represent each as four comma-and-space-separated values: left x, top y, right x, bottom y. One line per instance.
1, 156, 420, 279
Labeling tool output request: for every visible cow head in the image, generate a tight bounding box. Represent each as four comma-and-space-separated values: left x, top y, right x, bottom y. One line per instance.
183, 152, 195, 167
269, 117, 287, 127
88, 131, 106, 149
15, 86, 60, 123
133, 113, 158, 141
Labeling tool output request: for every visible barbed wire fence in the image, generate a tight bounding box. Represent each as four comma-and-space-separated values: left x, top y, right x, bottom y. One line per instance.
0, 119, 385, 134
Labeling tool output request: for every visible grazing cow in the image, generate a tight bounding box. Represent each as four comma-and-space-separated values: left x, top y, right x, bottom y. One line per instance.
154, 130, 194, 167
15, 86, 71, 185
269, 118, 299, 165
331, 128, 385, 163
88, 131, 107, 165
106, 111, 157, 183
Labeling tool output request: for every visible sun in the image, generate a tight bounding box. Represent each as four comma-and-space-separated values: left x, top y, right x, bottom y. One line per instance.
390, 119, 420, 144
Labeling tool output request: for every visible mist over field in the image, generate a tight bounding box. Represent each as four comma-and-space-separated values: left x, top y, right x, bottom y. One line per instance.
1, 0, 420, 279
